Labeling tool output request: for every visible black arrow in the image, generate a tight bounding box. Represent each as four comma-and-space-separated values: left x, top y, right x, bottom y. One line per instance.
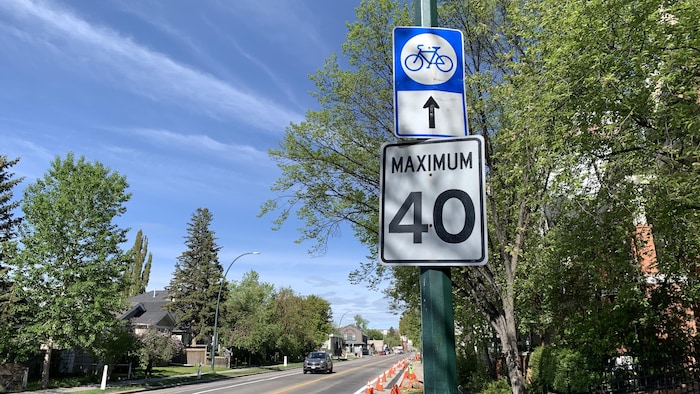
423, 96, 440, 129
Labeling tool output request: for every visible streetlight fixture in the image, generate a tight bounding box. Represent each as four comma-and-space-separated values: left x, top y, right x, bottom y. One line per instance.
211, 251, 260, 373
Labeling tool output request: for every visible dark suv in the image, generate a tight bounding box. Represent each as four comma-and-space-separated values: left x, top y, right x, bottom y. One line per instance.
303, 351, 333, 374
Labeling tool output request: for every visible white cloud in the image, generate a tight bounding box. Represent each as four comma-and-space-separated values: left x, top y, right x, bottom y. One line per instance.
0, 0, 303, 134
127, 127, 268, 161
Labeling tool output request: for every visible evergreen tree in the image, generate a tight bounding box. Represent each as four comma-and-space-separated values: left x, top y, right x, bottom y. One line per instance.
167, 208, 222, 345
0, 155, 24, 362
0, 155, 23, 267
13, 153, 130, 388
123, 229, 152, 297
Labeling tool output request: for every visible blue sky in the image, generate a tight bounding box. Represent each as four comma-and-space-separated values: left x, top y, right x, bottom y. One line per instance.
1, 0, 401, 330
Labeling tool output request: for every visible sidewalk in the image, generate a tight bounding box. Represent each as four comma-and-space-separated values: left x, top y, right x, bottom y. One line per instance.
12, 366, 267, 394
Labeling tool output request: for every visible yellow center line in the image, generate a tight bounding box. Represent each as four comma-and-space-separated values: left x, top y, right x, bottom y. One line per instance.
272, 358, 391, 394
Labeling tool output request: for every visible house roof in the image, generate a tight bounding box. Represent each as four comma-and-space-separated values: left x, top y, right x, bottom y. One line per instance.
120, 289, 176, 328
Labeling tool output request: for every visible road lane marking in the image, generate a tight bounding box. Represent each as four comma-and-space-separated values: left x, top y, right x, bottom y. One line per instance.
272, 358, 392, 394
192, 372, 298, 394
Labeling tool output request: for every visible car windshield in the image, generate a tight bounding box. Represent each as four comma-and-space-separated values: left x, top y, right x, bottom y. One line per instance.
308, 352, 326, 359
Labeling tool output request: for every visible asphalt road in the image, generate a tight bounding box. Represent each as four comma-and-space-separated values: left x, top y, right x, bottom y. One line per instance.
142, 354, 406, 394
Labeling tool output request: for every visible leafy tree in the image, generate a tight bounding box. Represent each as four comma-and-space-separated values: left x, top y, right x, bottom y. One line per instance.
298, 294, 333, 351
264, 0, 543, 390
399, 309, 421, 349
12, 153, 131, 388
167, 208, 223, 346
0, 155, 23, 362
221, 270, 276, 364
437, 0, 579, 389
263, 0, 699, 392
123, 229, 152, 298
384, 327, 401, 348
94, 322, 139, 379
353, 314, 369, 332
136, 328, 184, 372
366, 328, 384, 341
271, 288, 332, 360
519, 0, 700, 365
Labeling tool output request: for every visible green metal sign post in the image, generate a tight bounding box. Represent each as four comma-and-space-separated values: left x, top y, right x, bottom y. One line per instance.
414, 1, 458, 393
420, 266, 458, 393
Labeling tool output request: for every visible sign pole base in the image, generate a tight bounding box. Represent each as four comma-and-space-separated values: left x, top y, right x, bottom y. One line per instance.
420, 266, 457, 394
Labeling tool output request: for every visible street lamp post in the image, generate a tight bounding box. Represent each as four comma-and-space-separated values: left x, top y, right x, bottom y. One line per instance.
337, 311, 350, 356
211, 251, 260, 373
337, 311, 350, 332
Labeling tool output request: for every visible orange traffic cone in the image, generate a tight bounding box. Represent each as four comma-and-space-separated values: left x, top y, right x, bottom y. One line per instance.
381, 372, 387, 382
375, 376, 385, 391
365, 381, 374, 394
390, 384, 402, 394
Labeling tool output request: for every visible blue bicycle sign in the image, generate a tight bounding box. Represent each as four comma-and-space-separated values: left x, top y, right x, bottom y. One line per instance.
398, 31, 458, 86
393, 26, 467, 138
404, 44, 454, 72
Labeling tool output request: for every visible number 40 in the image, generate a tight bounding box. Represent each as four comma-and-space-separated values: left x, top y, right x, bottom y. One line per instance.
388, 189, 475, 244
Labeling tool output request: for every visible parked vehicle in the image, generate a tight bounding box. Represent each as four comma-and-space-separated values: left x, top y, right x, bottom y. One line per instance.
303, 351, 333, 374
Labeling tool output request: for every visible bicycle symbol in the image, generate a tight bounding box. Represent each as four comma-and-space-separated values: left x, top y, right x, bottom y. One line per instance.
403, 44, 454, 73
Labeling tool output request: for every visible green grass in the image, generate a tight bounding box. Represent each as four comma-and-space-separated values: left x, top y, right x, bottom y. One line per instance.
23, 363, 305, 393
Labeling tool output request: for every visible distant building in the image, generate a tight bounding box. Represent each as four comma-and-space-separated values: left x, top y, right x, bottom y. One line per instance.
339, 325, 368, 355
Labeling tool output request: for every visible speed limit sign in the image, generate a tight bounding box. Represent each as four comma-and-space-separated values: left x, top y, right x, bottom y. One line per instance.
379, 136, 487, 266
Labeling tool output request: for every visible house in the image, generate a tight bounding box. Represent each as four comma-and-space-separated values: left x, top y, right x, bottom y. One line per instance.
120, 289, 202, 364
322, 334, 345, 358
120, 289, 178, 337
339, 325, 368, 356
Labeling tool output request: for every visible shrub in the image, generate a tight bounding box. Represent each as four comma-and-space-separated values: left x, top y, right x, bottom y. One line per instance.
528, 345, 557, 392
481, 377, 511, 394
552, 347, 593, 393
528, 345, 596, 393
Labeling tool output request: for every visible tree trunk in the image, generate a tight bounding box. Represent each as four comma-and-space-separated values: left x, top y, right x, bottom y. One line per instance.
41, 345, 52, 389
457, 266, 528, 393
489, 311, 525, 394
500, 328, 525, 394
